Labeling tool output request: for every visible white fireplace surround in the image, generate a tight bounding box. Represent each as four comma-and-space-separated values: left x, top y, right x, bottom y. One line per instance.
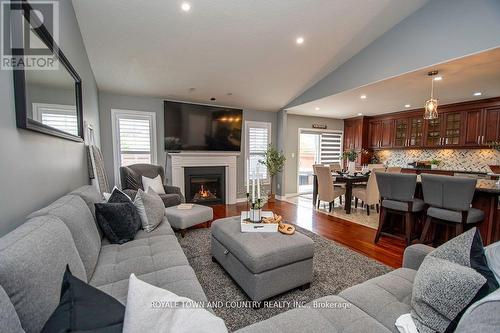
167, 152, 239, 204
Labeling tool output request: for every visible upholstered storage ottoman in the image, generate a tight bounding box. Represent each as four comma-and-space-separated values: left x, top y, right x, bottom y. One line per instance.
211, 217, 314, 302
165, 204, 213, 237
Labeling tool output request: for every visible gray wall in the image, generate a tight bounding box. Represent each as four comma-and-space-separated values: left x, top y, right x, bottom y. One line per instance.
98, 92, 278, 200
283, 113, 343, 195
0, 0, 100, 235
286, 0, 500, 108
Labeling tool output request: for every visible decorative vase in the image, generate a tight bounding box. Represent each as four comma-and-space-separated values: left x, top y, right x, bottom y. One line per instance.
348, 161, 356, 174
249, 208, 262, 222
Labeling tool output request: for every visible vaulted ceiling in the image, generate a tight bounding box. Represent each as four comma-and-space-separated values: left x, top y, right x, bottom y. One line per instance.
72, 0, 428, 111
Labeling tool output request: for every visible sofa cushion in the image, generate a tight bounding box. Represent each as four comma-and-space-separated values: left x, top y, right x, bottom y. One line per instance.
235, 295, 391, 333
427, 206, 484, 224
70, 185, 104, 222
41, 266, 124, 333
0, 216, 87, 333
134, 217, 175, 240
97, 265, 207, 305
28, 195, 101, 280
339, 268, 415, 332
90, 235, 189, 287
0, 284, 25, 333
456, 288, 500, 333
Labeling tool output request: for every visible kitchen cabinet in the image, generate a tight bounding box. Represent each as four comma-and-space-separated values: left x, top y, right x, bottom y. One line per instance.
393, 116, 423, 148
463, 109, 483, 146
481, 107, 500, 144
393, 118, 408, 148
369, 119, 392, 149
408, 117, 424, 147
343, 117, 371, 166
442, 112, 462, 146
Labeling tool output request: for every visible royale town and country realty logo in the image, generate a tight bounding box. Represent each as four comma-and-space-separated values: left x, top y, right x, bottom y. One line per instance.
1, 0, 59, 70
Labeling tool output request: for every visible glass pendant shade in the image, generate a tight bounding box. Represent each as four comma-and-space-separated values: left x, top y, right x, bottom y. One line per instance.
424, 98, 438, 119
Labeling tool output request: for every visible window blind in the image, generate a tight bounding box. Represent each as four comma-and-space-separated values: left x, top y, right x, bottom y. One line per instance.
41, 112, 78, 136
320, 132, 342, 164
247, 122, 271, 180
117, 116, 153, 166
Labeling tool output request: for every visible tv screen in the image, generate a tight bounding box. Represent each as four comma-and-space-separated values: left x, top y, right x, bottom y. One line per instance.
164, 101, 242, 151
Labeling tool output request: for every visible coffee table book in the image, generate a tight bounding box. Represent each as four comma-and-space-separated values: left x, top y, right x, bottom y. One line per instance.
240, 211, 278, 233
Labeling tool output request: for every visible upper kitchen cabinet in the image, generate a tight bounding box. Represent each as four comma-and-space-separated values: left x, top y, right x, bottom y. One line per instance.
369, 119, 392, 149
481, 107, 500, 144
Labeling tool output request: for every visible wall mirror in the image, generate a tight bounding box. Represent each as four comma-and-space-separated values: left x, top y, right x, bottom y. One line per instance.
11, 1, 83, 141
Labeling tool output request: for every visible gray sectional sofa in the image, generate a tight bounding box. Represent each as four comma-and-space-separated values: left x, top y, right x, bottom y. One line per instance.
0, 185, 496, 332
0, 185, 206, 333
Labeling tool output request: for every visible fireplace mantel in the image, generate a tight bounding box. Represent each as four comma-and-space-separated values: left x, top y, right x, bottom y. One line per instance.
167, 152, 238, 204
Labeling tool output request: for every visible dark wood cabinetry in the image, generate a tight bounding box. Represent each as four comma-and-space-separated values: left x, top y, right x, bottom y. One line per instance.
343, 117, 370, 166
365, 97, 500, 150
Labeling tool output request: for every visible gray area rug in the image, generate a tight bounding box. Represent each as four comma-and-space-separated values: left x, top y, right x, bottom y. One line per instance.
176, 225, 391, 332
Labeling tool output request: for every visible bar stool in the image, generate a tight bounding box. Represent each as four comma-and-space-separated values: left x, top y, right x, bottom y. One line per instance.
419, 174, 484, 244
375, 172, 425, 246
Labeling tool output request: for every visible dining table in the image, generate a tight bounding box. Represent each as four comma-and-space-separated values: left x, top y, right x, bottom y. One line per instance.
312, 173, 369, 214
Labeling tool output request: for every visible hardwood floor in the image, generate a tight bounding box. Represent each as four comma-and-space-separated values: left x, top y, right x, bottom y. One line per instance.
210, 200, 406, 268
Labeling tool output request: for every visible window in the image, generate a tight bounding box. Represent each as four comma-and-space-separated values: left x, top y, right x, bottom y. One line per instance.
245, 121, 271, 182
319, 132, 343, 164
32, 103, 78, 136
111, 109, 157, 186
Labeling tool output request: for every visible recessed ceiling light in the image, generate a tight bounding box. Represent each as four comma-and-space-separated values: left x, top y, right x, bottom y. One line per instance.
433, 76, 442, 81
473, 92, 482, 96
357, 113, 363, 116
405, 104, 411, 108
296, 37, 304, 45
360, 95, 367, 100
181, 2, 191, 12
315, 107, 320, 111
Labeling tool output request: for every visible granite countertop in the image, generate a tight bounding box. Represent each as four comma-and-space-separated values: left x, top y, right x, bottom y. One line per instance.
402, 167, 488, 175
475, 179, 500, 194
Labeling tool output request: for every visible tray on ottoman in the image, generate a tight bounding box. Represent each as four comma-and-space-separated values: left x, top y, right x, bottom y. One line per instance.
211, 216, 314, 302
165, 204, 213, 237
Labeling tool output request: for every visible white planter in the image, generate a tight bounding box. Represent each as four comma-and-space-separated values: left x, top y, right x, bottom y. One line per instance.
431, 164, 437, 169
249, 208, 262, 222
348, 161, 356, 174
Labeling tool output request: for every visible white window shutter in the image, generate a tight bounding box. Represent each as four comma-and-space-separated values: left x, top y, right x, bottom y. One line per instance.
246, 122, 271, 181
320, 132, 342, 164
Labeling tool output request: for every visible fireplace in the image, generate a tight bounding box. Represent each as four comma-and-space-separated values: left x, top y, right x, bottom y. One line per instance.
184, 166, 225, 205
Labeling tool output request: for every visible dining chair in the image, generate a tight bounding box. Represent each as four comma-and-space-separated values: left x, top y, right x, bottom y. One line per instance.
375, 173, 425, 245
315, 165, 346, 212
386, 167, 402, 173
419, 174, 484, 244
352, 168, 384, 215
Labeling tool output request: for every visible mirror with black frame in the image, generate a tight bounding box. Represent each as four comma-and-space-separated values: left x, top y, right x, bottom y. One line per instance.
11, 1, 83, 141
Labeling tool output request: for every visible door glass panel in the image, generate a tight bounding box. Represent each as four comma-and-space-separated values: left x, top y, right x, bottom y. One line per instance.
298, 133, 320, 194
394, 119, 408, 146
444, 113, 461, 145
426, 118, 441, 145
409, 118, 423, 146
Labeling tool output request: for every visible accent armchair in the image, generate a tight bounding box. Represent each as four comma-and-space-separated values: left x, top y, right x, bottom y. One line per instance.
120, 164, 184, 207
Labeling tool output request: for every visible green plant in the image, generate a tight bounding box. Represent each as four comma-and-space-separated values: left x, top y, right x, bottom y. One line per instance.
430, 158, 441, 166
258, 145, 286, 195
487, 141, 500, 151
342, 149, 358, 162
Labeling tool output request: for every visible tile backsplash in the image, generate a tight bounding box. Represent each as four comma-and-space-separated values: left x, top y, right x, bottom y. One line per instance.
375, 149, 500, 172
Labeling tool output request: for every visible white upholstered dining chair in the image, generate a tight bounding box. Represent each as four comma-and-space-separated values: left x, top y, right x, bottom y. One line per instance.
352, 168, 385, 215
314, 165, 346, 212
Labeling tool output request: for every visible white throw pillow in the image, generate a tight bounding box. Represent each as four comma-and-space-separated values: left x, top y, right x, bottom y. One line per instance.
395, 313, 418, 333
133, 188, 165, 232
141, 175, 165, 194
485, 240, 500, 284
123, 274, 228, 333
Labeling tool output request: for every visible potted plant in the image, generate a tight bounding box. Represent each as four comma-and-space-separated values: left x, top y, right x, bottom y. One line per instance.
258, 145, 286, 202
342, 149, 359, 174
430, 159, 441, 169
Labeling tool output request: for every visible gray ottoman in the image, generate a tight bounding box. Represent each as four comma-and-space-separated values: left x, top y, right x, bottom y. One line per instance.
165, 204, 213, 237
211, 217, 314, 302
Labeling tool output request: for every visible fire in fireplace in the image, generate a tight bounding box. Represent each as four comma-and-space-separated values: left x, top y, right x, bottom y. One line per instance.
184, 166, 225, 205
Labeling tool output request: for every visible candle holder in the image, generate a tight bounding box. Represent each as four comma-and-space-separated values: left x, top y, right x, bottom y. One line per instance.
249, 199, 262, 222
246, 192, 250, 211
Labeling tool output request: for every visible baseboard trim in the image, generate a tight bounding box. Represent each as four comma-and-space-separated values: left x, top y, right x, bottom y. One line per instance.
236, 197, 248, 203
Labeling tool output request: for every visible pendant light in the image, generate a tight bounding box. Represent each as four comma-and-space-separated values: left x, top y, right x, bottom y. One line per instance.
424, 70, 439, 120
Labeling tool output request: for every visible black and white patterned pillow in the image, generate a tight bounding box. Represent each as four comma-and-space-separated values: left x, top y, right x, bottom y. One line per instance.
411, 228, 499, 332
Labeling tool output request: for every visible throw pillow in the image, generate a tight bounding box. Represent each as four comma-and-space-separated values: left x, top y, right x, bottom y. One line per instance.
411, 228, 498, 333
142, 175, 166, 194
41, 265, 124, 333
95, 202, 141, 244
123, 274, 227, 333
134, 188, 165, 232
455, 287, 500, 333
485, 240, 500, 284
395, 313, 418, 333
107, 186, 132, 203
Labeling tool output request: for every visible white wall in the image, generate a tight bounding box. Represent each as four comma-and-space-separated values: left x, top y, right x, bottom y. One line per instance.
0, 0, 100, 235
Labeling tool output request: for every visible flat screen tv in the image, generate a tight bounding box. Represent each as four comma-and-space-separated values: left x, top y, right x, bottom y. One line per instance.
164, 100, 243, 151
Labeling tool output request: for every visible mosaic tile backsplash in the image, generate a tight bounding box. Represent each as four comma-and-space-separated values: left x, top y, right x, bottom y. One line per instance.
375, 149, 500, 172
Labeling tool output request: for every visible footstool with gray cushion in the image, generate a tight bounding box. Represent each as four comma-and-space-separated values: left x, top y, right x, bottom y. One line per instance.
211, 216, 314, 302
165, 204, 213, 237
